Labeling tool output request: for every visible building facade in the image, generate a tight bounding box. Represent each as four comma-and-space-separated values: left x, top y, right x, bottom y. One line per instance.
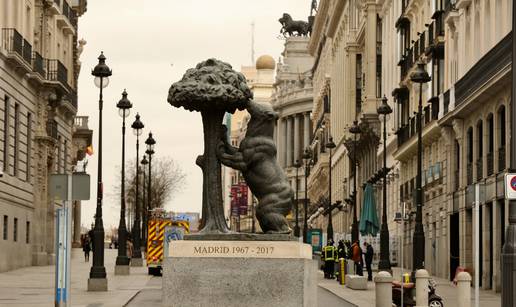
271, 37, 314, 233
0, 0, 88, 271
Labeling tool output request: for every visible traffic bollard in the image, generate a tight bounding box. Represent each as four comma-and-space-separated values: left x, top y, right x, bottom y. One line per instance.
457, 271, 472, 307
339, 258, 346, 285
374, 271, 392, 307
415, 269, 429, 307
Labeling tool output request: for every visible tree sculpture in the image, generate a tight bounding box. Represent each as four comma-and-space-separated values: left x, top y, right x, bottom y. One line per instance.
168, 58, 252, 233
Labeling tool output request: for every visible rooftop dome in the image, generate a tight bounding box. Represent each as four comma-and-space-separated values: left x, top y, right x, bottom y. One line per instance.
256, 55, 275, 70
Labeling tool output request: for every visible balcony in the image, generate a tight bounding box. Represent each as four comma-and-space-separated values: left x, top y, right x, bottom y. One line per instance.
1, 28, 33, 73
487, 152, 494, 176
56, 1, 77, 35
476, 159, 483, 181
396, 101, 439, 149
46, 119, 58, 140
467, 163, 473, 185
45, 59, 70, 92
498, 147, 506, 172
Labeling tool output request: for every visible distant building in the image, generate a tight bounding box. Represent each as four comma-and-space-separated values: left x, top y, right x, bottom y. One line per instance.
0, 0, 88, 271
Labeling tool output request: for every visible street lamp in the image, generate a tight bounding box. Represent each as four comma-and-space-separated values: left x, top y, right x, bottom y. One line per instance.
141, 155, 148, 252
145, 132, 156, 216
410, 61, 431, 276
88, 52, 111, 291
302, 147, 313, 243
326, 136, 336, 242
377, 95, 392, 272
115, 90, 132, 275
293, 159, 302, 237
130, 113, 144, 266
349, 120, 361, 243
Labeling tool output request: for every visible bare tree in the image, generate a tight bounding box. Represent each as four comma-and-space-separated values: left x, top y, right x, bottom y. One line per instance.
112, 156, 186, 211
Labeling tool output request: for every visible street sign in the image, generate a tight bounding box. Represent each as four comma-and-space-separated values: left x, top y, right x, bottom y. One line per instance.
50, 173, 90, 201
504, 173, 516, 199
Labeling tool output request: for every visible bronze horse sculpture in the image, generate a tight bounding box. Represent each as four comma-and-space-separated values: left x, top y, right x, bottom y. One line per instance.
279, 13, 310, 37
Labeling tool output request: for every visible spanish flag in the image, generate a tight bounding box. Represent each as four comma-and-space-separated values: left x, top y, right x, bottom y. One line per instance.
86, 144, 94, 156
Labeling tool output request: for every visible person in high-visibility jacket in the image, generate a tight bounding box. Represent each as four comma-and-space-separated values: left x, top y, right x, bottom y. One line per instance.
322, 239, 336, 279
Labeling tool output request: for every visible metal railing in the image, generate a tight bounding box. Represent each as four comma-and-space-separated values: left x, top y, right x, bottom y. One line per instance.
32, 52, 45, 77
46, 119, 58, 139
396, 102, 439, 147
476, 159, 483, 181
498, 146, 506, 172
487, 152, 494, 176
46, 59, 68, 87
467, 163, 473, 185
22, 38, 32, 63
74, 116, 89, 129
2, 28, 23, 59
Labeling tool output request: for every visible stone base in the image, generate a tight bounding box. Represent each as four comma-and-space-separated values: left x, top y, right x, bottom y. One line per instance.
114, 264, 130, 275
185, 233, 295, 241
87, 278, 108, 291
131, 258, 144, 267
163, 240, 315, 307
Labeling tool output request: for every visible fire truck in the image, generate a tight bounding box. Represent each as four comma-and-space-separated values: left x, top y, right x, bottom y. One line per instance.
146, 209, 190, 276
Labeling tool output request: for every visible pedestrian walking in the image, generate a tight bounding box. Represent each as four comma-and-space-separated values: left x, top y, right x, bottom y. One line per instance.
82, 237, 91, 262
364, 242, 374, 281
351, 240, 363, 276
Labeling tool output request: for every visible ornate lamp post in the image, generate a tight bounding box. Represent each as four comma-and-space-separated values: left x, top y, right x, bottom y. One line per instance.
130, 114, 144, 266
302, 147, 313, 243
349, 120, 361, 243
141, 155, 148, 252
115, 90, 132, 275
145, 133, 156, 214
501, 1, 516, 303
326, 136, 336, 242
293, 160, 302, 237
410, 62, 431, 276
88, 52, 111, 291
377, 96, 392, 271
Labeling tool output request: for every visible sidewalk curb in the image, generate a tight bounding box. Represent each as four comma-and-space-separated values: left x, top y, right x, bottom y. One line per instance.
317, 284, 359, 307
122, 290, 142, 307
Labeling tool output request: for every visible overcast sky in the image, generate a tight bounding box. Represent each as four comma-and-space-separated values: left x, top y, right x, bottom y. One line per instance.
78, 0, 310, 229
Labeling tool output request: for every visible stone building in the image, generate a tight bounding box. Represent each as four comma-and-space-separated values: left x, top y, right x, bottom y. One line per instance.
271, 37, 313, 233
0, 0, 88, 271
222, 55, 276, 233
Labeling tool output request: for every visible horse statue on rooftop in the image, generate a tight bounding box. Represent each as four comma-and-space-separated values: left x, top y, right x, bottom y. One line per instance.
279, 13, 309, 37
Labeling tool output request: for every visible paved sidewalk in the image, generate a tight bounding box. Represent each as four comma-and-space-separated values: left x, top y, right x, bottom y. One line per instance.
317, 267, 501, 307
0, 248, 151, 307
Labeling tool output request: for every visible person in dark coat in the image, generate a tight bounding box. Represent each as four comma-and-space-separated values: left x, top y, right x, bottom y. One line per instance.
337, 240, 346, 259
364, 242, 374, 281
83, 237, 91, 262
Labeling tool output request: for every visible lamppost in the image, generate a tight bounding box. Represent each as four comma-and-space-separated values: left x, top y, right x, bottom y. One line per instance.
293, 159, 302, 237
302, 147, 313, 243
410, 61, 431, 276
349, 120, 361, 243
501, 2, 516, 303
377, 95, 392, 272
145, 132, 156, 215
130, 114, 144, 266
141, 155, 148, 252
88, 52, 111, 291
326, 136, 336, 242
115, 90, 132, 275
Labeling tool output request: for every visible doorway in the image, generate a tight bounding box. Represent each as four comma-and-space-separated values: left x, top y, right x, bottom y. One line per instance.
450, 212, 460, 281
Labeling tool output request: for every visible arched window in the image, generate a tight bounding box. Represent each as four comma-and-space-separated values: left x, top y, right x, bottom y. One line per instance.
497, 105, 506, 171
487, 113, 494, 175
476, 120, 483, 181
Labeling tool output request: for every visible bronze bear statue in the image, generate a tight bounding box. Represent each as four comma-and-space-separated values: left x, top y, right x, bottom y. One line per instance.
218, 101, 293, 234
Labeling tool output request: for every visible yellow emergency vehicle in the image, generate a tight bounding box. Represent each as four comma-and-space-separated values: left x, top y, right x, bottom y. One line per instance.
146, 209, 190, 275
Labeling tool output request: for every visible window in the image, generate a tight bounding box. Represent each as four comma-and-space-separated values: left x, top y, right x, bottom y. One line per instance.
26, 112, 31, 180
376, 15, 382, 98
64, 139, 68, 173
356, 54, 363, 114
14, 103, 19, 176
26, 221, 30, 244
3, 216, 7, 240
3, 95, 9, 172
13, 218, 18, 242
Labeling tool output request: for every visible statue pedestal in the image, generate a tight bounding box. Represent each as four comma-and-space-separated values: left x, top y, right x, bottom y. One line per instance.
162, 240, 316, 307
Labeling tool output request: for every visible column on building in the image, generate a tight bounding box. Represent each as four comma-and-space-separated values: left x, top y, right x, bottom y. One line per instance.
304, 112, 310, 150
72, 201, 82, 247
294, 114, 300, 163
277, 117, 285, 167
286, 116, 292, 167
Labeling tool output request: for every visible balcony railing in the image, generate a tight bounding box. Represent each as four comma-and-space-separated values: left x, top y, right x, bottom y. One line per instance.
62, 1, 77, 29
46, 119, 58, 139
476, 159, 483, 181
498, 146, 506, 172
46, 59, 68, 87
22, 38, 32, 63
467, 162, 473, 185
32, 52, 45, 77
396, 102, 439, 147
487, 152, 494, 176
2, 28, 23, 59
